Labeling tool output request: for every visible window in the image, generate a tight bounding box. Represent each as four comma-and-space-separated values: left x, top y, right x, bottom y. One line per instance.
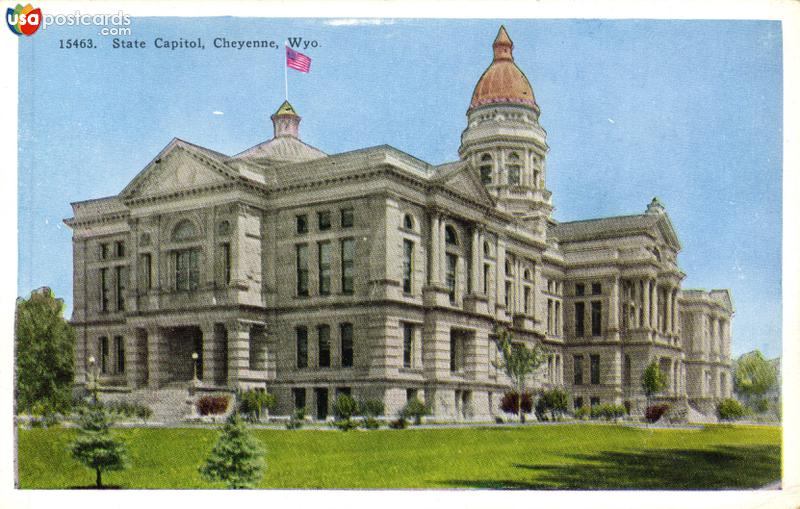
318, 211, 331, 231
114, 336, 125, 374
296, 214, 308, 234
115, 241, 125, 258
341, 239, 354, 295
505, 281, 512, 308
403, 214, 414, 230
624, 354, 632, 386
217, 220, 231, 236
318, 241, 331, 295
341, 208, 354, 228
296, 244, 309, 296
318, 325, 331, 368
100, 268, 109, 312
175, 249, 200, 291
140, 253, 152, 291
100, 243, 109, 260
483, 263, 490, 294
575, 283, 585, 296
171, 220, 197, 241
99, 336, 109, 374
574, 397, 584, 410
450, 332, 464, 373
296, 327, 308, 368
336, 387, 351, 398
220, 243, 231, 284
575, 302, 585, 337
403, 323, 414, 368
573, 355, 583, 385
293, 388, 306, 410
483, 241, 491, 257
403, 239, 414, 293
479, 154, 493, 184
340, 323, 353, 368
508, 166, 521, 185
445, 225, 458, 245
140, 233, 151, 246
590, 354, 600, 385
407, 388, 418, 402
446, 253, 457, 303
591, 282, 602, 295
591, 301, 602, 336
115, 266, 126, 311
590, 397, 600, 407
523, 287, 531, 314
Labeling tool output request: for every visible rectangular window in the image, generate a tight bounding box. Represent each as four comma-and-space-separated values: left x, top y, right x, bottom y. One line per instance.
296, 244, 309, 296
115, 241, 125, 258
340, 208, 354, 228
293, 388, 306, 410
140, 253, 152, 291
175, 249, 200, 291
524, 286, 531, 314
505, 281, 512, 308
318, 241, 332, 295
555, 301, 561, 335
508, 166, 520, 185
100, 243, 109, 260
114, 336, 125, 374
575, 302, 585, 337
100, 268, 109, 312
318, 211, 331, 231
403, 323, 414, 368
573, 355, 583, 385
446, 253, 457, 303
480, 166, 492, 184
318, 325, 331, 368
575, 283, 585, 296
221, 243, 231, 284
296, 327, 308, 368
590, 354, 600, 385
590, 397, 600, 407
483, 263, 490, 294
340, 323, 353, 368
574, 397, 584, 409
450, 334, 458, 372
403, 239, 414, 294
99, 336, 109, 374
592, 282, 602, 295
115, 266, 125, 311
591, 301, 602, 336
296, 214, 308, 234
341, 239, 354, 295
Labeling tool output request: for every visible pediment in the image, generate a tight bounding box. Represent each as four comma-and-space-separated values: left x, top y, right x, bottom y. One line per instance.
437, 163, 495, 207
120, 139, 238, 200
651, 213, 682, 251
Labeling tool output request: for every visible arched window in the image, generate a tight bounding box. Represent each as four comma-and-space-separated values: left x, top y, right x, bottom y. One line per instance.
523, 269, 531, 280
171, 220, 198, 241
507, 152, 521, 186
505, 259, 512, 275
479, 153, 493, 185
653, 248, 662, 261
445, 225, 458, 246
217, 220, 231, 236
483, 241, 491, 257
403, 214, 414, 230
508, 152, 520, 161
139, 232, 151, 246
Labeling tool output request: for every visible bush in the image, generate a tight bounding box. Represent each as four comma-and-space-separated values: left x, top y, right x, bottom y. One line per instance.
537, 388, 570, 421
332, 394, 359, 421
359, 399, 385, 417
753, 398, 770, 414
285, 408, 305, 430
333, 419, 359, 431
389, 417, 408, 429
500, 391, 533, 416
644, 404, 670, 423
197, 395, 229, 416
401, 398, 430, 425
717, 398, 748, 421
574, 406, 590, 420
590, 404, 626, 422
361, 417, 381, 430
135, 404, 153, 424
237, 390, 276, 423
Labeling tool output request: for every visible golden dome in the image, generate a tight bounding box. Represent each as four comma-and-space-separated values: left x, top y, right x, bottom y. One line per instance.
469, 26, 536, 110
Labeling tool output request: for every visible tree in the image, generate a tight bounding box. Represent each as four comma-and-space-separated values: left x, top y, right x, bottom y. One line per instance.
69, 404, 127, 488
199, 412, 265, 488
493, 326, 548, 423
642, 360, 667, 408
734, 350, 778, 410
15, 288, 75, 417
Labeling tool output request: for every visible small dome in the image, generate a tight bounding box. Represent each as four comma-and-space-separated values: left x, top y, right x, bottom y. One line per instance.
469, 26, 536, 110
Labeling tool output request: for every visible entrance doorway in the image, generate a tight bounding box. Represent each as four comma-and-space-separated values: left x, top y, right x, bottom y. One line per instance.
315, 388, 328, 420
164, 326, 203, 383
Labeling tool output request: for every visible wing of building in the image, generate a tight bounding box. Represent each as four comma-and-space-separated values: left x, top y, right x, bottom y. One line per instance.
64, 26, 734, 421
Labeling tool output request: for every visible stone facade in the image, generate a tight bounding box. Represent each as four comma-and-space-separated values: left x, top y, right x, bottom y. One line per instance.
64, 26, 733, 421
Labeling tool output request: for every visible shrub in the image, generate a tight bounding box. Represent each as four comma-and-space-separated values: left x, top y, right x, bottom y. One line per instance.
333, 419, 359, 431
135, 404, 153, 424
238, 390, 276, 423
754, 398, 770, 414
389, 417, 408, 429
574, 406, 590, 420
500, 391, 533, 416
197, 395, 229, 416
361, 417, 381, 430
591, 404, 626, 422
538, 388, 570, 420
285, 408, 305, 430
717, 398, 748, 421
332, 394, 359, 421
359, 399, 385, 417
401, 398, 430, 425
645, 404, 671, 423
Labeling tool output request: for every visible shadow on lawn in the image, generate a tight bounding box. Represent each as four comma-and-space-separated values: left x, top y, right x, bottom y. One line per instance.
445, 444, 780, 490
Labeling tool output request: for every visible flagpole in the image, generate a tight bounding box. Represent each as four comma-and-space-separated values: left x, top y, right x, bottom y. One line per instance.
284, 42, 288, 101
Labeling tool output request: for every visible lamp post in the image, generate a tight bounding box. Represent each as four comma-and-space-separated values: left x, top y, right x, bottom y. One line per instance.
191, 352, 199, 384
87, 356, 99, 404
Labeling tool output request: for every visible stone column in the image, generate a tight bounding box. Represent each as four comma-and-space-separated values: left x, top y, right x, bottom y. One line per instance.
430, 212, 440, 285
471, 227, 480, 294
227, 320, 250, 388
642, 279, 650, 330
673, 289, 680, 335
609, 277, 620, 336
633, 279, 640, 328
200, 322, 218, 386
665, 286, 673, 335
147, 326, 166, 388
439, 219, 447, 286
496, 239, 506, 311
651, 280, 659, 331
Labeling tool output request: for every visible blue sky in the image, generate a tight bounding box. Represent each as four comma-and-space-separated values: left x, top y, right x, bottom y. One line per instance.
17, 18, 782, 358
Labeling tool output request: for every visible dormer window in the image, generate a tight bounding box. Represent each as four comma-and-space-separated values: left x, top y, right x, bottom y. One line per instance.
479, 153, 493, 185
403, 214, 415, 230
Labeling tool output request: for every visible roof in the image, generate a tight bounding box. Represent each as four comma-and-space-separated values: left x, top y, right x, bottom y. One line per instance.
233, 136, 326, 163
273, 100, 298, 116
469, 26, 536, 110
550, 214, 659, 241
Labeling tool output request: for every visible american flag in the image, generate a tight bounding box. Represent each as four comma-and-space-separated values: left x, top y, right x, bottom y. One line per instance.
286, 46, 311, 73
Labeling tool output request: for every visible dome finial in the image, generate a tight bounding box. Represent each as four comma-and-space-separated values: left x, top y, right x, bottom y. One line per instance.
493, 25, 513, 61
271, 100, 301, 138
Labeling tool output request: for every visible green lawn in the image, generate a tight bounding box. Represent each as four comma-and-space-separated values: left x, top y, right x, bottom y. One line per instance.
17, 423, 781, 489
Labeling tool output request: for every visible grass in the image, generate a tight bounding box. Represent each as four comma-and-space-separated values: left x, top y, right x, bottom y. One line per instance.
17, 423, 781, 489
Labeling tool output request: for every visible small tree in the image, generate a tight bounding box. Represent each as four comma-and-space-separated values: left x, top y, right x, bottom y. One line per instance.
537, 388, 570, 421
717, 398, 748, 421
69, 404, 127, 488
199, 412, 265, 489
734, 350, 778, 411
401, 398, 430, 425
238, 389, 277, 423
493, 326, 548, 423
642, 360, 667, 408
332, 394, 359, 431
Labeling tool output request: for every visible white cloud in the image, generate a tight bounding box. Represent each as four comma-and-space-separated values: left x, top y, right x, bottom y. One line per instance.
212, 111, 224, 116
607, 118, 615, 124
324, 18, 394, 26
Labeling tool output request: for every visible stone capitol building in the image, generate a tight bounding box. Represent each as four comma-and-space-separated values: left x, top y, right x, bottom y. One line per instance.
65, 27, 734, 421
